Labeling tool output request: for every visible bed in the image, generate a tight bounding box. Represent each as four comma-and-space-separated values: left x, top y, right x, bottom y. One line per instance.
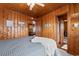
0, 36, 68, 56
0, 36, 47, 56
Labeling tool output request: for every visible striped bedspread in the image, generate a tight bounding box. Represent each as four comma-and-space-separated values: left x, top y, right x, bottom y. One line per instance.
0, 37, 46, 56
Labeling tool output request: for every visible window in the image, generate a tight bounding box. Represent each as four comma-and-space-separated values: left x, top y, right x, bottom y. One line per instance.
6, 20, 13, 27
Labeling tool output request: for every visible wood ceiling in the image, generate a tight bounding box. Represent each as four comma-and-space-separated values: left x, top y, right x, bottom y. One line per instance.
0, 3, 68, 18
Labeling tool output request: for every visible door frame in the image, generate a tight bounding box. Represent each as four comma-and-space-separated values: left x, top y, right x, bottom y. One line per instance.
55, 13, 68, 48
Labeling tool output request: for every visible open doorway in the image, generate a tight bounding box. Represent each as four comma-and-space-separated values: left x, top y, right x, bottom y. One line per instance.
28, 20, 36, 36
56, 13, 68, 50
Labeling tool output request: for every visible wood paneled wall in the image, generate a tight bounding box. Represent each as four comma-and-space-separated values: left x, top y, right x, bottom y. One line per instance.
36, 4, 79, 55
68, 4, 79, 55
36, 18, 42, 37
0, 8, 29, 40
36, 5, 69, 40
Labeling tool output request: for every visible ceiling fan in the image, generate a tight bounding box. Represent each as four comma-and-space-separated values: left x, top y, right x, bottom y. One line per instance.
27, 3, 45, 10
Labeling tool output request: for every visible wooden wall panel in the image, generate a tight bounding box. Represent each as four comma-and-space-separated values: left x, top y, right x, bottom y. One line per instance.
36, 18, 42, 37
36, 4, 79, 55
0, 9, 4, 39
37, 5, 69, 39
0, 8, 29, 40
41, 14, 55, 39
68, 4, 79, 55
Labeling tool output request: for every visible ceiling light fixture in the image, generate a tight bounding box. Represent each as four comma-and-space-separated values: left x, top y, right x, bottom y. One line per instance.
27, 3, 45, 10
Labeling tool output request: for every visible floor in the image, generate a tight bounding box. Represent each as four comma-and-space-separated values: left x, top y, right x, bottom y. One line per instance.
61, 44, 67, 50
59, 37, 72, 56
61, 37, 67, 50
58, 48, 72, 56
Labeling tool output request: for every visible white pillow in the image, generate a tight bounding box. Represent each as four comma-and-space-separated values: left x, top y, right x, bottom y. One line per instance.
31, 37, 57, 56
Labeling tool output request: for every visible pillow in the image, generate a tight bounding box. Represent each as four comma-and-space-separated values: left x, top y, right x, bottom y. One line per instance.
31, 36, 57, 56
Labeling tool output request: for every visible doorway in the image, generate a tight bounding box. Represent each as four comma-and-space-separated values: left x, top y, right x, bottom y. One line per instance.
28, 20, 36, 36
56, 13, 68, 50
